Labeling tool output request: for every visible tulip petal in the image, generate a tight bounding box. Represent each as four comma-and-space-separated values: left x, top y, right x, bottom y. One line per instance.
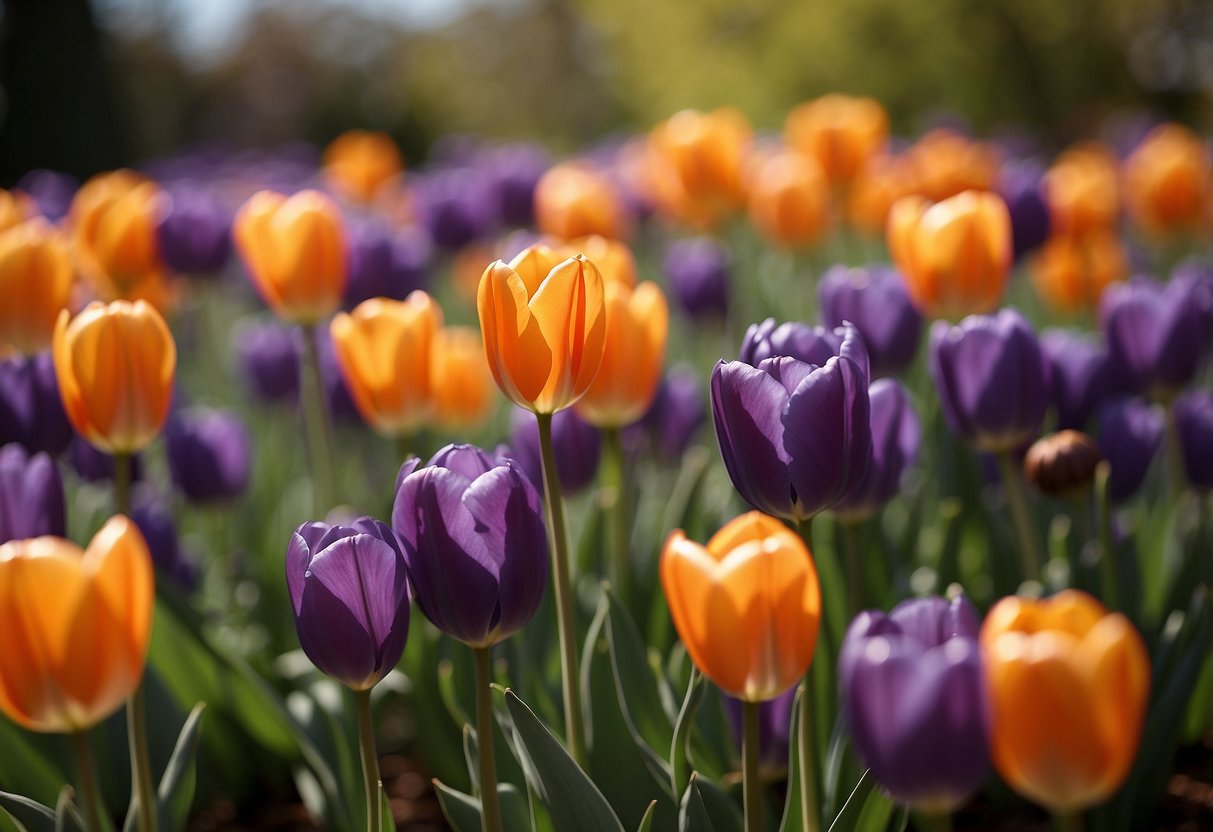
296, 566, 378, 689
305, 533, 405, 660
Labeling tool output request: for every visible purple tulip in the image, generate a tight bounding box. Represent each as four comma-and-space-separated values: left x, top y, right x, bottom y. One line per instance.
1040, 329, 1114, 432
664, 237, 730, 322
0, 444, 65, 544
726, 686, 797, 771
1176, 391, 1213, 490
286, 517, 410, 690
69, 437, 143, 484
1100, 274, 1206, 399
392, 445, 548, 647
235, 320, 301, 404
481, 144, 550, 228
507, 408, 601, 496
712, 323, 872, 521
165, 408, 252, 503
839, 595, 988, 812
834, 379, 920, 521
155, 186, 232, 276
630, 368, 706, 461
741, 318, 870, 376
929, 309, 1048, 453
1171, 258, 1213, 353
997, 159, 1051, 260
344, 219, 432, 307
15, 169, 77, 223
0, 353, 73, 457
413, 169, 494, 252
131, 486, 198, 591
1097, 398, 1163, 502
818, 265, 922, 377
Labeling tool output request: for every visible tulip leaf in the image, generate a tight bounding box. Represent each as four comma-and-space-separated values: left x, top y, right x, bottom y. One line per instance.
692, 776, 743, 832
826, 769, 896, 832
0, 791, 55, 832
777, 685, 803, 832
156, 702, 205, 831
52, 788, 85, 832
433, 779, 531, 832
500, 688, 626, 832
669, 669, 706, 800
677, 774, 716, 832
0, 722, 72, 810
635, 800, 657, 832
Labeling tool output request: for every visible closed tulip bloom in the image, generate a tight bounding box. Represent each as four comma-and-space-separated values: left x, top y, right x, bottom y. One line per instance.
481, 143, 549, 228
747, 150, 832, 248
234, 320, 301, 404
155, 186, 232, 276
1100, 274, 1206, 399
130, 487, 197, 591
1176, 391, 1213, 489
0, 353, 73, 457
331, 292, 442, 436
287, 517, 410, 690
233, 190, 348, 325
393, 445, 548, 647
1030, 229, 1126, 314
840, 595, 988, 812
740, 318, 868, 371
902, 130, 1000, 203
1044, 144, 1120, 238
431, 326, 496, 431
818, 265, 923, 377
981, 590, 1149, 814
634, 367, 707, 461
0, 444, 65, 544
1123, 123, 1211, 238
664, 237, 731, 322
785, 94, 888, 189
344, 219, 431, 307
559, 235, 636, 287
648, 108, 752, 227
888, 190, 1012, 319
998, 159, 1051, 260
477, 245, 606, 414
0, 219, 73, 354
414, 168, 495, 252
507, 407, 601, 495
713, 324, 871, 521
847, 153, 917, 236
929, 309, 1048, 453
165, 407, 252, 503
1097, 398, 1163, 502
323, 130, 403, 203
576, 281, 668, 428
661, 511, 821, 701
53, 300, 176, 454
15, 170, 76, 224
1041, 330, 1113, 431
534, 161, 630, 242
0, 515, 154, 732
833, 379, 920, 521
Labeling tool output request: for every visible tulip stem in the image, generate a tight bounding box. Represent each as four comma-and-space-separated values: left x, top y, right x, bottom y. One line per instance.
70, 730, 107, 832
113, 451, 132, 515
601, 427, 630, 604
300, 324, 338, 517
797, 681, 821, 832
995, 451, 1042, 582
472, 647, 503, 832
741, 701, 764, 832
1094, 462, 1119, 611
127, 686, 157, 832
1163, 400, 1188, 503
841, 520, 864, 616
536, 412, 587, 766
354, 689, 382, 832
1052, 812, 1084, 832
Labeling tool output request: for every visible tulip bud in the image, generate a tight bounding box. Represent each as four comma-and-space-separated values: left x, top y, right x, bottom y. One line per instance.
1041, 330, 1113, 432
234, 320, 301, 405
165, 407, 252, 503
747, 150, 831, 249
481, 143, 549, 228
1096, 398, 1163, 503
323, 130, 403, 203
0, 219, 73, 354
997, 159, 1051, 260
663, 237, 730, 323
902, 130, 1000, 202
0, 444, 65, 544
0, 353, 73, 457
1123, 123, 1211, 238
431, 326, 496, 431
534, 161, 630, 242
818, 265, 923, 377
785, 94, 888, 189
1100, 274, 1206, 400
1023, 430, 1103, 497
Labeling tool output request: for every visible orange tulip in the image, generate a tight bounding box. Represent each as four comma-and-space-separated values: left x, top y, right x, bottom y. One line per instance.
431, 326, 496, 430
52, 300, 176, 454
1123, 123, 1211, 238
847, 153, 917, 235
981, 590, 1149, 814
887, 190, 1012, 319
0, 189, 35, 232
323, 130, 404, 203
0, 219, 73, 354
785, 94, 889, 188
902, 130, 1001, 203
1030, 229, 1126, 314
1044, 144, 1120, 238
477, 244, 606, 415
534, 161, 630, 242
233, 190, 348, 325
0, 515, 154, 733
559, 235, 637, 287
331, 292, 442, 436
661, 511, 820, 702
648, 108, 752, 227
747, 150, 832, 248
575, 280, 668, 428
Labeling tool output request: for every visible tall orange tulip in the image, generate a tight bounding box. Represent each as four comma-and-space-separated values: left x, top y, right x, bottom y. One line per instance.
534, 162, 630, 242
648, 108, 752, 228
0, 515, 154, 733
0, 189, 34, 232
661, 511, 821, 702
981, 590, 1149, 814
903, 129, 1001, 203
52, 300, 176, 454
887, 190, 1012, 319
847, 153, 917, 235
1044, 144, 1120, 238
1123, 123, 1211, 238
330, 292, 442, 436
0, 219, 73, 354
233, 190, 348, 325
576, 280, 668, 428
431, 326, 496, 430
747, 150, 832, 248
323, 129, 403, 203
559, 235, 637, 287
477, 244, 606, 414
1029, 228, 1126, 314
785, 94, 888, 189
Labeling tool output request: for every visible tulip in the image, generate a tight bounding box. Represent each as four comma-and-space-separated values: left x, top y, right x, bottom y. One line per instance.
818, 265, 923, 377
632, 367, 706, 462
330, 292, 442, 437
981, 590, 1149, 815
0, 188, 34, 231
833, 378, 920, 522
233, 189, 348, 325
0, 444, 65, 544
431, 326, 496, 431
887, 190, 1012, 319
155, 186, 232, 276
1043, 144, 1120, 238
234, 320, 301, 404
165, 407, 252, 503
664, 237, 730, 322
840, 595, 988, 813
1096, 398, 1163, 502
559, 235, 636, 287
785, 94, 888, 189
1176, 391, 1213, 490
344, 219, 431, 307
1029, 229, 1126, 315
481, 143, 549, 228
739, 318, 867, 371
0, 219, 73, 354
53, 300, 176, 455
286, 516, 410, 690
746, 150, 831, 248
534, 161, 630, 242
847, 153, 917, 236
507, 407, 600, 496
0, 353, 73, 457
902, 130, 1001, 203
413, 168, 495, 252
712, 323, 871, 521
1172, 258, 1213, 351
1123, 123, 1211, 238
1100, 274, 1206, 400
0, 514, 154, 733
1041, 330, 1113, 432
323, 129, 403, 203
15, 169, 76, 224
647, 108, 752, 228
997, 159, 1051, 259
477, 244, 606, 415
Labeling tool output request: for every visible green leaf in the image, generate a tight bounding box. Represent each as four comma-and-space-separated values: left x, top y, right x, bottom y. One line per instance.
501, 689, 626, 832
826, 769, 891, 832
0, 721, 71, 809
669, 669, 706, 800
635, 800, 657, 832
51, 789, 84, 832
778, 686, 803, 832
691, 777, 742, 832
0, 791, 55, 832
156, 703, 205, 831
677, 775, 716, 832
433, 778, 533, 832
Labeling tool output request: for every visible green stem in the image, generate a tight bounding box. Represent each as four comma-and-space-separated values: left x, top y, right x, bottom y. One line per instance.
741, 701, 764, 832
300, 323, 337, 517
601, 427, 629, 602
70, 730, 107, 832
995, 451, 1043, 582
1052, 811, 1084, 832
1093, 463, 1119, 611
797, 681, 821, 832
126, 686, 157, 832
354, 689, 382, 832
113, 451, 132, 516
535, 412, 587, 766
1163, 400, 1188, 503
472, 647, 503, 832
841, 520, 864, 616
396, 433, 414, 467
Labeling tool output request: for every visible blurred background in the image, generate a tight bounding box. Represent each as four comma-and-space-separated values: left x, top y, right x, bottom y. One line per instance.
2, 0, 1213, 184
